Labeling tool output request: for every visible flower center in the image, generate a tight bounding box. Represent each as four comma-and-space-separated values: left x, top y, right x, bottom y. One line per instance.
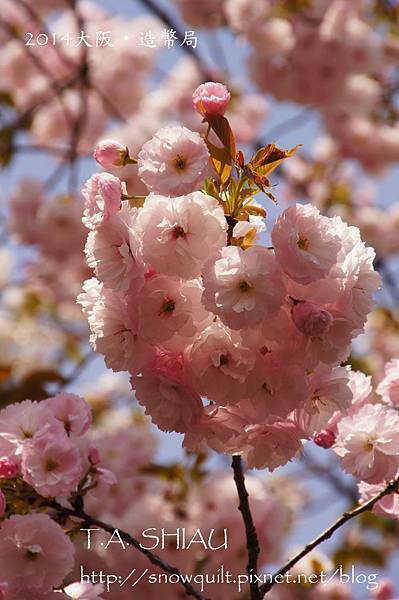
45, 459, 59, 472
238, 280, 252, 293
25, 544, 41, 559
297, 236, 309, 251
173, 225, 186, 239
261, 382, 271, 394
174, 155, 187, 171
364, 439, 375, 452
219, 353, 229, 366
160, 297, 175, 314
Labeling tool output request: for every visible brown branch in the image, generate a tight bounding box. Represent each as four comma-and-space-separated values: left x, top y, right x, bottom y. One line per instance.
259, 474, 399, 597
231, 455, 261, 600
49, 501, 209, 600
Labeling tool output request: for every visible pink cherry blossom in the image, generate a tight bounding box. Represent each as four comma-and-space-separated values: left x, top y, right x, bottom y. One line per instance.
377, 359, 399, 407
44, 393, 92, 436
139, 275, 209, 346
291, 300, 333, 337
84, 202, 144, 292
245, 354, 309, 420
334, 403, 399, 483
187, 322, 256, 405
137, 125, 210, 196
0, 457, 19, 479
21, 428, 83, 497
192, 81, 231, 115
184, 404, 247, 455
295, 365, 353, 435
371, 579, 398, 600
0, 513, 74, 593
132, 365, 203, 433
138, 191, 226, 279
81, 172, 122, 231
94, 139, 129, 169
78, 278, 153, 375
358, 481, 399, 521
0, 400, 62, 464
64, 582, 105, 599
272, 204, 343, 284
202, 245, 286, 329
244, 421, 304, 470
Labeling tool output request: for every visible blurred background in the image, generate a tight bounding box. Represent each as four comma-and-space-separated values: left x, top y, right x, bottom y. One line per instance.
1, 1, 399, 598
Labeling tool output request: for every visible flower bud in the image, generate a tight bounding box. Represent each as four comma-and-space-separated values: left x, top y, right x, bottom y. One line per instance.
88, 445, 100, 466
292, 300, 333, 337
192, 81, 231, 115
0, 457, 19, 479
373, 579, 396, 600
313, 429, 336, 449
94, 139, 132, 169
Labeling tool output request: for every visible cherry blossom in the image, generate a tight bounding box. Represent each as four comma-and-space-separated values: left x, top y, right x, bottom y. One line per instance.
137, 125, 210, 196
44, 393, 92, 436
272, 204, 343, 284
81, 173, 122, 231
334, 403, 399, 483
21, 427, 83, 497
137, 191, 226, 279
202, 245, 286, 329
0, 514, 74, 594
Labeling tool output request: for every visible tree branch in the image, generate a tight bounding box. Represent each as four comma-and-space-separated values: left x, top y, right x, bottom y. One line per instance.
137, 0, 213, 79
50, 502, 209, 600
301, 451, 358, 503
231, 455, 261, 600
259, 474, 399, 597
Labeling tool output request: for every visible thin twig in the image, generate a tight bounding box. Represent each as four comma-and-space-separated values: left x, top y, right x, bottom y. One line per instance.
259, 474, 399, 597
49, 502, 209, 600
0, 19, 75, 130
231, 455, 261, 600
301, 452, 358, 502
137, 0, 213, 79
263, 108, 314, 142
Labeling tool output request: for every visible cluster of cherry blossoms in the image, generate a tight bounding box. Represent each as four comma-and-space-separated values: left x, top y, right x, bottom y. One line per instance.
77, 81, 389, 480
0, 392, 113, 599
173, 0, 399, 172
0, 383, 299, 599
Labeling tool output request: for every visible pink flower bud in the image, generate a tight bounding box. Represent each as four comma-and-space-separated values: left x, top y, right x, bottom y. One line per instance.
192, 81, 231, 115
291, 301, 333, 337
94, 139, 130, 169
88, 445, 100, 466
0, 457, 19, 479
0, 582, 8, 600
0, 490, 6, 516
373, 580, 396, 600
313, 429, 336, 449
